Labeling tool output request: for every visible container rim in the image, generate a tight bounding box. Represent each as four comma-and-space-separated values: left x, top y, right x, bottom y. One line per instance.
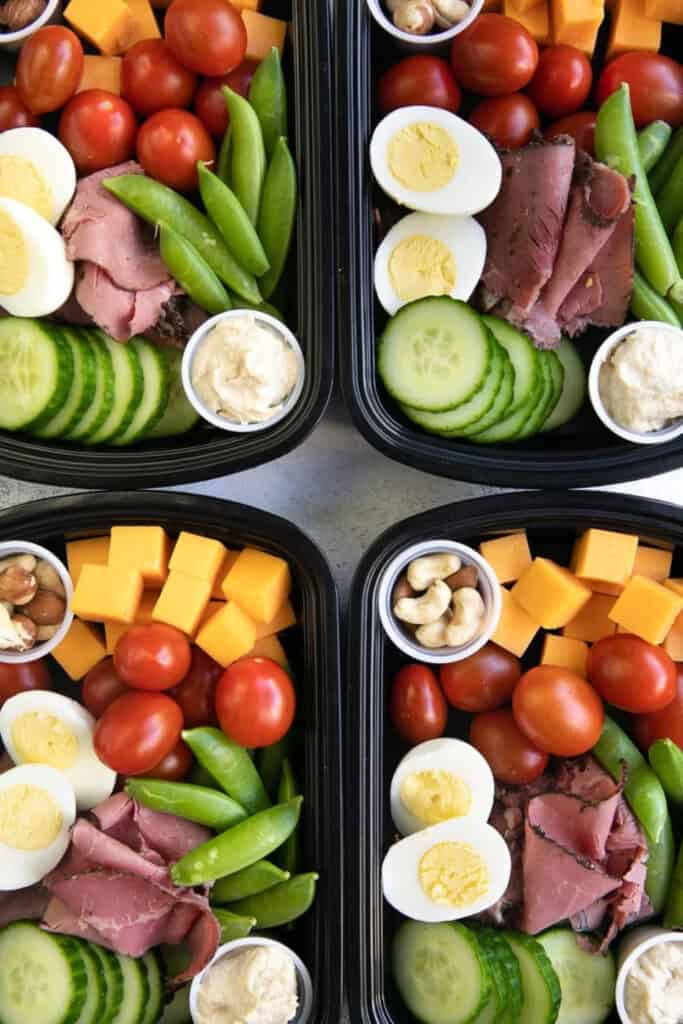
0, 0, 61, 46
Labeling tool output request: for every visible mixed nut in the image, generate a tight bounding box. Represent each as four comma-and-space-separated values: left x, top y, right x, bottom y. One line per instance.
0, 553, 66, 652
392, 552, 486, 649
0, 0, 47, 32
383, 0, 471, 35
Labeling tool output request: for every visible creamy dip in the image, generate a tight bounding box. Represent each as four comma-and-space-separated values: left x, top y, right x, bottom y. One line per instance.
192, 315, 299, 425
598, 326, 683, 434
624, 941, 683, 1024
195, 945, 299, 1024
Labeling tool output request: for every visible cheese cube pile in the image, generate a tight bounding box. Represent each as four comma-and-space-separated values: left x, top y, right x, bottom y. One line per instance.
497, 0, 680, 52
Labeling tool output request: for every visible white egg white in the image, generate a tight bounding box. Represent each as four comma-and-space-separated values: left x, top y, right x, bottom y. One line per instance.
382, 819, 512, 923
0, 127, 76, 225
370, 106, 502, 216
390, 737, 494, 836
0, 763, 75, 890
0, 690, 116, 811
374, 211, 487, 315
0, 197, 75, 318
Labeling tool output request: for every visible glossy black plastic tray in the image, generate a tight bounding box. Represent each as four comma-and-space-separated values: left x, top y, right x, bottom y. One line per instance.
347, 490, 683, 1024
0, 0, 334, 488
0, 490, 344, 1024
337, 5, 683, 488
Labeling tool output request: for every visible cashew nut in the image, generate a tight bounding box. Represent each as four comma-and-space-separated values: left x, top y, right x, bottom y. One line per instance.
432, 0, 470, 28
391, 1, 435, 34
446, 587, 485, 647
35, 559, 66, 597
394, 579, 452, 625
416, 616, 450, 648
0, 554, 36, 575
407, 553, 461, 592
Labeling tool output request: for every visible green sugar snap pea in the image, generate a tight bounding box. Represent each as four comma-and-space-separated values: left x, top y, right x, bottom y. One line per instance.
638, 121, 672, 174
276, 758, 300, 876
258, 137, 297, 301
212, 859, 290, 903
182, 727, 270, 815
656, 152, 683, 234
257, 735, 294, 800
631, 270, 682, 326
664, 839, 683, 929
649, 815, 676, 916
226, 872, 319, 929
223, 87, 267, 225
650, 125, 683, 195
197, 162, 270, 277
159, 224, 231, 316
212, 908, 256, 944
217, 125, 232, 186
125, 778, 247, 832
249, 47, 288, 159
649, 739, 683, 805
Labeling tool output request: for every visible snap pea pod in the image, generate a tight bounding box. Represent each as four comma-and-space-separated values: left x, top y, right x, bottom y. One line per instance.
638, 121, 672, 174
223, 87, 266, 225
257, 734, 294, 800
212, 860, 290, 903
674, 215, 683, 275
217, 125, 232, 186
125, 778, 247, 832
248, 47, 288, 159
656, 152, 683, 234
594, 84, 683, 304
649, 815, 676, 916
212, 908, 256, 944
189, 762, 217, 789
650, 126, 683, 195
649, 739, 683, 804
197, 162, 270, 277
103, 174, 261, 305
159, 225, 231, 316
631, 269, 682, 326
664, 839, 683, 928
225, 872, 318, 929
276, 758, 299, 875
171, 797, 302, 886
182, 727, 270, 815
258, 137, 297, 300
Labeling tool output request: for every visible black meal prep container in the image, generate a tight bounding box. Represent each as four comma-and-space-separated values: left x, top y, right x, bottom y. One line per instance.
337, 6, 683, 489
0, 0, 334, 488
347, 490, 683, 1024
0, 489, 344, 1024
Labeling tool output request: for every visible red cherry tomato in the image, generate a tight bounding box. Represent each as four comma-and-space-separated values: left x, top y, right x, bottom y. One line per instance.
450, 14, 538, 97
165, 0, 247, 77
215, 657, 296, 748
512, 665, 604, 757
634, 664, 683, 750
377, 56, 461, 115
59, 90, 137, 174
114, 623, 191, 691
545, 111, 597, 155
595, 52, 683, 129
16, 26, 84, 115
470, 708, 549, 785
390, 663, 448, 745
526, 45, 592, 119
587, 634, 676, 714
82, 658, 129, 717
140, 739, 193, 781
169, 647, 222, 728
94, 691, 183, 775
193, 60, 258, 138
136, 108, 215, 192
439, 644, 521, 713
0, 86, 40, 130
469, 94, 540, 149
121, 39, 197, 117
0, 661, 51, 708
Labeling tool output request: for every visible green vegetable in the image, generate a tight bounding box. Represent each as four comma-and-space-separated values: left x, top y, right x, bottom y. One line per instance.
197, 162, 270, 277
212, 908, 256, 944
0, 319, 74, 431
504, 931, 561, 1024
217, 125, 232, 186
648, 814, 676, 915
226, 872, 318, 929
0, 923, 87, 1024
649, 739, 683, 804
257, 137, 297, 300
182, 727, 270, 814
85, 331, 144, 446
664, 838, 683, 928
212, 859, 290, 903
249, 47, 288, 158
88, 945, 122, 1024
276, 758, 300, 875
125, 778, 248, 831
159, 224, 231, 316
33, 328, 97, 440
140, 951, 164, 1024
257, 735, 294, 799
111, 338, 170, 446
594, 84, 683, 304
474, 930, 512, 1024
638, 121, 672, 174
159, 985, 190, 1024
656, 151, 683, 233
111, 951, 149, 1024
189, 761, 218, 789
650, 125, 683, 195
171, 797, 302, 886
631, 269, 682, 326
537, 928, 615, 1024
477, 928, 523, 1024
673, 215, 683, 275
223, 87, 266, 225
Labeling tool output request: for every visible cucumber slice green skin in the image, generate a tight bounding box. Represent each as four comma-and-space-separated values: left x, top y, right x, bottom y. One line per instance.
24, 323, 75, 432
504, 931, 561, 1024
0, 319, 73, 431
33, 329, 97, 439
481, 315, 541, 415
540, 340, 587, 433
110, 953, 150, 1024
0, 922, 88, 1024
479, 929, 523, 1024
516, 353, 563, 441
140, 951, 165, 1024
86, 332, 144, 445
537, 928, 616, 1024
475, 930, 509, 1024
74, 943, 106, 1024
88, 945, 123, 1024
66, 332, 115, 441
145, 349, 200, 440
459, 352, 515, 437
471, 361, 546, 444
111, 338, 170, 446
538, 351, 565, 431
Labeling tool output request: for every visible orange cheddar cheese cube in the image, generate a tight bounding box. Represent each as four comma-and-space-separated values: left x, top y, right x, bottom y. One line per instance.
241, 10, 287, 61
105, 621, 127, 655
108, 526, 170, 586
572, 529, 638, 586
67, 536, 110, 586
153, 571, 211, 636
583, 578, 625, 597
665, 579, 683, 598
196, 601, 258, 668
551, 0, 605, 53
492, 588, 540, 658
77, 56, 122, 95
124, 0, 161, 45
664, 612, 683, 660
644, 0, 683, 23
479, 532, 532, 585
254, 599, 296, 640
52, 619, 107, 680
196, 600, 225, 633
211, 550, 241, 599
607, 0, 662, 58
72, 565, 143, 624
541, 634, 589, 677
562, 593, 617, 643
65, 0, 139, 55
632, 545, 673, 583
169, 532, 227, 585
104, 589, 159, 652
230, 0, 263, 9
247, 634, 288, 668
503, 0, 551, 44
223, 548, 291, 624
512, 558, 591, 629
609, 576, 683, 645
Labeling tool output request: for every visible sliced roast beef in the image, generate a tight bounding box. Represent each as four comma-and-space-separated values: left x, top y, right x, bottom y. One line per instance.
0, 885, 49, 928
144, 296, 209, 350
555, 756, 623, 803
527, 790, 621, 862
570, 899, 609, 933
70, 818, 168, 883
75, 264, 177, 343
135, 804, 212, 863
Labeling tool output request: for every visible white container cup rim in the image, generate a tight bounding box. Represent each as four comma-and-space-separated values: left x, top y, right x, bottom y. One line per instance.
0, 0, 61, 45
365, 0, 485, 47
0, 541, 73, 664
615, 928, 683, 1023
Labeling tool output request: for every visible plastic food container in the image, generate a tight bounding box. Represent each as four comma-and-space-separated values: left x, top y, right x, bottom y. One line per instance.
337, 7, 683, 488
0, 0, 334, 487
0, 490, 343, 1024
347, 490, 683, 1023
615, 927, 683, 1024
365, 0, 484, 50
0, 0, 62, 51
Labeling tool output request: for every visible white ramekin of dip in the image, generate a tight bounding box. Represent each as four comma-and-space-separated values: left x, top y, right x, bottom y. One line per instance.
615, 927, 683, 1024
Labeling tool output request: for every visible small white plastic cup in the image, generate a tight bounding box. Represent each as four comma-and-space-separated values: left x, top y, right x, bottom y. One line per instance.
615, 927, 683, 1023
0, 541, 73, 664
365, 0, 484, 51
0, 0, 62, 52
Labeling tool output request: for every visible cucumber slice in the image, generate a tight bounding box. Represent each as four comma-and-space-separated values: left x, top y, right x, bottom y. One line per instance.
145, 349, 200, 439
140, 951, 165, 1024
33, 328, 97, 439
471, 359, 546, 444
516, 353, 562, 440
88, 945, 123, 1024
475, 931, 509, 1024
110, 953, 149, 1024
504, 932, 561, 1024
86, 332, 144, 445
537, 929, 615, 1024
159, 986, 190, 1024
378, 297, 493, 412
66, 331, 115, 441
482, 315, 541, 415
459, 350, 514, 436
0, 922, 87, 1024
538, 351, 565, 431
392, 921, 491, 1024
479, 930, 523, 1024
0, 318, 73, 430
74, 943, 106, 1024
112, 338, 170, 445
541, 340, 587, 433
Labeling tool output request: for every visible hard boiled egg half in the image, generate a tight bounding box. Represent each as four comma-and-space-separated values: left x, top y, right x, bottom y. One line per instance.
370, 106, 502, 217
390, 738, 494, 836
0, 691, 116, 811
374, 212, 486, 316
0, 763, 75, 890
0, 197, 74, 318
382, 818, 511, 922
0, 127, 76, 226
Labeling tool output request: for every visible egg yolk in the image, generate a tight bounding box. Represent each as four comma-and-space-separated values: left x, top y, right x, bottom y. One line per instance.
389, 235, 456, 303
12, 712, 79, 771
0, 207, 28, 296
388, 123, 458, 193
0, 783, 62, 850
0, 156, 52, 221
419, 841, 489, 907
400, 769, 472, 826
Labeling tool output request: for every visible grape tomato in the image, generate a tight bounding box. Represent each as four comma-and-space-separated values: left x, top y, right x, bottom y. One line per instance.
94, 690, 183, 775
16, 26, 84, 115
439, 644, 521, 713
390, 663, 448, 744
114, 623, 192, 691
216, 657, 296, 748
59, 90, 137, 174
450, 14, 539, 97
122, 39, 197, 117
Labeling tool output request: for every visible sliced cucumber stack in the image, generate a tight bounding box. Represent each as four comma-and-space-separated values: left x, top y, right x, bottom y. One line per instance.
504, 931, 561, 1024
0, 319, 74, 431
145, 348, 200, 440
0, 923, 88, 1024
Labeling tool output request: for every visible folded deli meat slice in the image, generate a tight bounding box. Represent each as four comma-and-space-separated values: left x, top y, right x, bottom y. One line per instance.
75, 264, 178, 343
527, 790, 622, 863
